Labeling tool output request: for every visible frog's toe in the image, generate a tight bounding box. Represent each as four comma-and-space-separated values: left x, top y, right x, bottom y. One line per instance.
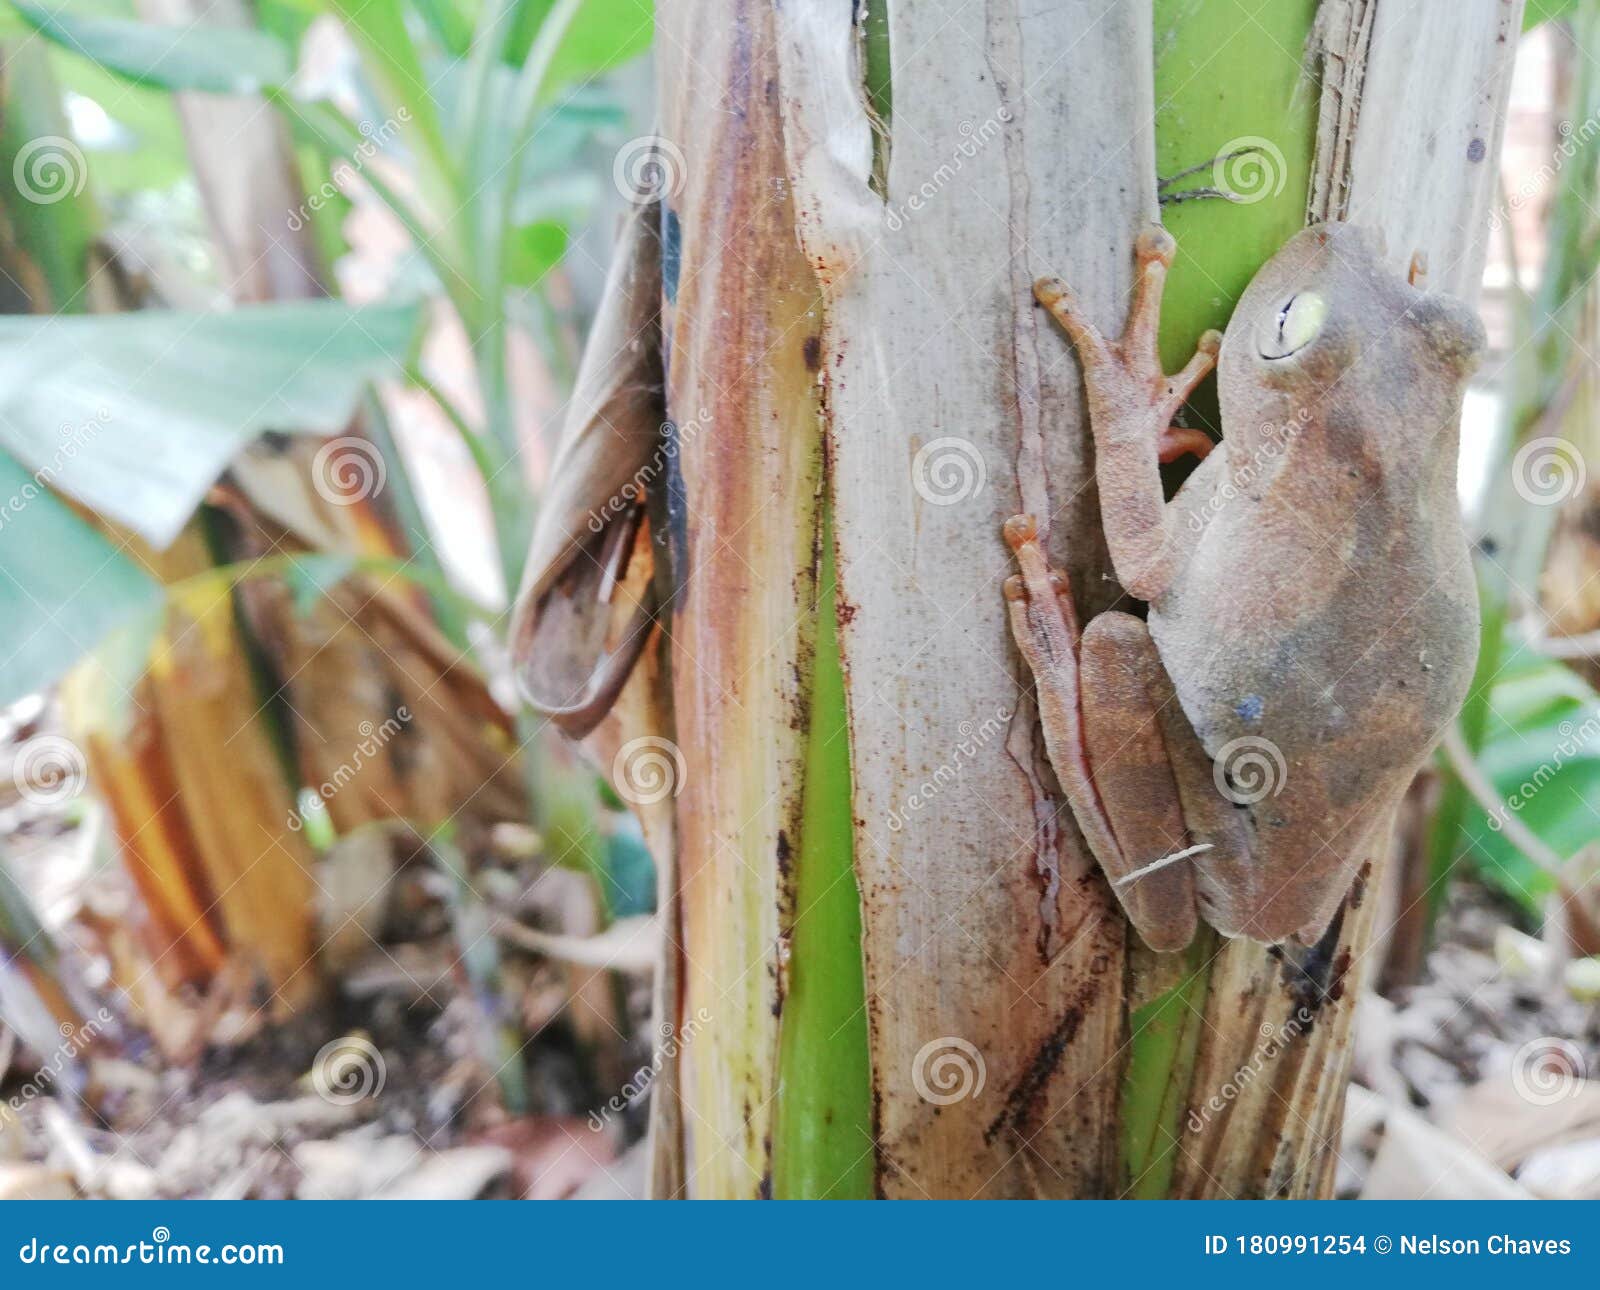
1156, 425, 1215, 464
1135, 225, 1177, 267
1034, 280, 1109, 362
1032, 276, 1073, 309
1002, 513, 1039, 549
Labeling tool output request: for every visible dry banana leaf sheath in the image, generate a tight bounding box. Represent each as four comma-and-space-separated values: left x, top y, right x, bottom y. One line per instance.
510, 200, 666, 737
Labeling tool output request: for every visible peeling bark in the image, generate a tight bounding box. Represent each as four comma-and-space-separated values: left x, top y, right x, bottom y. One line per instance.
654, 0, 827, 1197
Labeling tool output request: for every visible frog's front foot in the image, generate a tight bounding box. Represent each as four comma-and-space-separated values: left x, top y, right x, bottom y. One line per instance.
1033, 225, 1222, 466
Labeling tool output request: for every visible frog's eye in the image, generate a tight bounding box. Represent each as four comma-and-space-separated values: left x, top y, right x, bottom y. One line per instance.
1257, 290, 1327, 359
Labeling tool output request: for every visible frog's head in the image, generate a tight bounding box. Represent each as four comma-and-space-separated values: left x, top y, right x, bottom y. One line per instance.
1230, 221, 1484, 370
1220, 221, 1485, 441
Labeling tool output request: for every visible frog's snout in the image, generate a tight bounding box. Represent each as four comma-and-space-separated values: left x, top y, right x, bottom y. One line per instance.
1408, 293, 1487, 374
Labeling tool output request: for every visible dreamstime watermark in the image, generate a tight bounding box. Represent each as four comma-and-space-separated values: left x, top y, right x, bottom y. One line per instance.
1212, 736, 1287, 805
613, 134, 686, 204
285, 708, 411, 832
18, 1227, 283, 1267
11, 735, 89, 808
585, 407, 714, 535
1487, 713, 1600, 831
587, 1008, 712, 1131
1512, 436, 1585, 507
611, 736, 687, 807
310, 1035, 386, 1106
2, 1009, 115, 1126
311, 436, 387, 506
1490, 113, 1600, 234
887, 706, 1011, 831
1509, 1036, 1587, 1107
12, 135, 87, 205
1186, 1008, 1313, 1132
911, 1036, 986, 1106
286, 109, 411, 232
1210, 137, 1288, 205
0, 408, 111, 535
1186, 408, 1310, 533
884, 107, 1013, 231
911, 436, 987, 506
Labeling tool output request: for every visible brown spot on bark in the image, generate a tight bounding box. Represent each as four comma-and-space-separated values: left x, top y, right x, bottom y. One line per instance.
870, 1084, 892, 1196
984, 981, 1096, 1145
1275, 903, 1348, 1022
1347, 859, 1372, 910
802, 334, 822, 370
1327, 948, 1353, 1003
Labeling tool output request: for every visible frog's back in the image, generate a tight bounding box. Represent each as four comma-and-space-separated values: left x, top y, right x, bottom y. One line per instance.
1151, 482, 1478, 782
1147, 464, 1478, 942
1154, 218, 1482, 821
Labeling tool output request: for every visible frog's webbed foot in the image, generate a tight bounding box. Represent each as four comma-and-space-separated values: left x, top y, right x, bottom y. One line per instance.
1003, 514, 1198, 952
1032, 226, 1222, 603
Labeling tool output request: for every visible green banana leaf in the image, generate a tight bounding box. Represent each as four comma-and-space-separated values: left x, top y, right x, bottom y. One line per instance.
14, 1, 294, 94
0, 449, 161, 705
0, 299, 423, 546
1460, 642, 1600, 914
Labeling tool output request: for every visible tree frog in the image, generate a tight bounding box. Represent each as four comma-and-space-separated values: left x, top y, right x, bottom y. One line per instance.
1005, 222, 1484, 951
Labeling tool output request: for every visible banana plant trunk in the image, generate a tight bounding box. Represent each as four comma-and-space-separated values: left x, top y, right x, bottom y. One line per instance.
639, 0, 1521, 1197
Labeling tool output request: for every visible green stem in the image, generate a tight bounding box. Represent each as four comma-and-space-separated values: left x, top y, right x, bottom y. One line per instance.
431, 826, 530, 1112
0, 41, 100, 312
278, 95, 479, 328
165, 550, 491, 623
472, 0, 583, 477
1120, 938, 1213, 1197
773, 508, 873, 1199
361, 390, 472, 651
407, 365, 503, 483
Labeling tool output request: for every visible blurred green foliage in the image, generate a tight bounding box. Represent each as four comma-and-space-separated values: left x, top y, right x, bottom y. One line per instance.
1462, 641, 1600, 915
0, 0, 650, 698
0, 0, 657, 1077
1429, 1, 1600, 928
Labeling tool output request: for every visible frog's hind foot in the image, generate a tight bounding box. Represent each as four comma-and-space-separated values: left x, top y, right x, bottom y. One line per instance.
1002, 515, 1199, 952
1002, 514, 1113, 872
